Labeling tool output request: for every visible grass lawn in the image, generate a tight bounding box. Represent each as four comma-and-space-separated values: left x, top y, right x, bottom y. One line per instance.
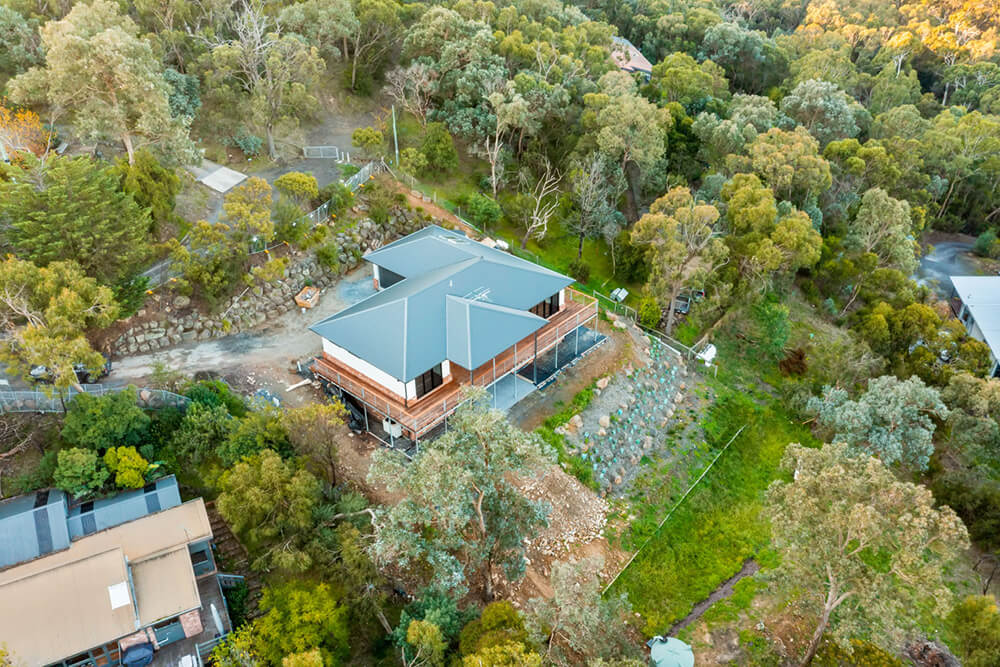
394, 112, 642, 301
610, 388, 818, 636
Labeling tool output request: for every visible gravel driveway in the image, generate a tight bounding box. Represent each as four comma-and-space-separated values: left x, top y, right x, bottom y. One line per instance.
111, 267, 375, 387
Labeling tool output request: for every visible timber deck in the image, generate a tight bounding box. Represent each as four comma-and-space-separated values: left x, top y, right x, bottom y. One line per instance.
312, 288, 598, 438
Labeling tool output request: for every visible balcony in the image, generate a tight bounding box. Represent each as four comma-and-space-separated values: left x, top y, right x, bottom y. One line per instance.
311, 288, 598, 443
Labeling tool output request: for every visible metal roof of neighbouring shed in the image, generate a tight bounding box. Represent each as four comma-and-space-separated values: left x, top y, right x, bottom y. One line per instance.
310, 225, 573, 382
951, 276, 1000, 357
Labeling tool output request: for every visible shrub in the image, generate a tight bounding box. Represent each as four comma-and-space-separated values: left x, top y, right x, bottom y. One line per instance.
232, 127, 263, 157
103, 446, 151, 489
464, 193, 502, 228
421, 122, 458, 173
613, 229, 650, 282
568, 259, 590, 284
459, 601, 528, 655
973, 229, 998, 257
316, 242, 341, 272
638, 297, 662, 328
273, 198, 306, 245
185, 379, 247, 417
318, 181, 354, 217
54, 448, 109, 498
274, 172, 318, 205
948, 596, 1000, 667
62, 388, 151, 452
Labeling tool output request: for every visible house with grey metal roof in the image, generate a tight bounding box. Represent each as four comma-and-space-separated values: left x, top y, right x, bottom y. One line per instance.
951, 275, 1000, 376
0, 476, 237, 667
309, 225, 601, 450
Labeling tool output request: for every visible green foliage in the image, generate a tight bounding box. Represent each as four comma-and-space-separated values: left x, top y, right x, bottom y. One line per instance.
766, 442, 968, 660
163, 67, 201, 118
318, 181, 355, 218
7, 0, 196, 165
217, 449, 324, 573
255, 581, 350, 666
638, 296, 662, 328
421, 122, 459, 173
112, 149, 181, 235
62, 388, 151, 452
750, 299, 790, 360
219, 407, 290, 466
5, 449, 58, 497
54, 448, 109, 498
316, 242, 342, 272
527, 557, 639, 664
613, 392, 817, 634
232, 127, 263, 157
568, 259, 590, 283
973, 229, 1000, 258
168, 402, 233, 466
185, 379, 247, 417
369, 389, 555, 596
464, 193, 502, 228
930, 469, 1000, 552
351, 126, 384, 155
275, 172, 319, 205
221, 579, 250, 629
808, 375, 947, 471
1, 153, 153, 284
813, 639, 904, 667
948, 596, 1000, 667
459, 601, 528, 656
400, 147, 428, 176
394, 588, 473, 654
103, 446, 151, 489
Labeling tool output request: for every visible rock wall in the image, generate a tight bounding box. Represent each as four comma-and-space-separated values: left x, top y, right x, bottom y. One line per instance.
110, 208, 430, 357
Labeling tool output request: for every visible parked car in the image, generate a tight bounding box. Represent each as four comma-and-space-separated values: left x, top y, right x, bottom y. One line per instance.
672, 288, 706, 314
30, 361, 111, 385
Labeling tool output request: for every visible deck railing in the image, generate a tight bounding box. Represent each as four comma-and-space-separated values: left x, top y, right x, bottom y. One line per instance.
313, 288, 598, 439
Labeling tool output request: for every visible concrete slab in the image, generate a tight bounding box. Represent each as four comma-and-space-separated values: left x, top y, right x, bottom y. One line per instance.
185, 160, 248, 194
487, 373, 537, 412
199, 166, 248, 193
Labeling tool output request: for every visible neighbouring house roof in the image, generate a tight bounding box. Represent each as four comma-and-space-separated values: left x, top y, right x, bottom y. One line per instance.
311, 225, 573, 382
612, 36, 653, 74
0, 489, 71, 568
0, 476, 182, 570
951, 276, 1000, 357
0, 485, 211, 666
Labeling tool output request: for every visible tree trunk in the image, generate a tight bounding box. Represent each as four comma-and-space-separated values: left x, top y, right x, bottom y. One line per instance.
122, 132, 135, 165
800, 571, 851, 667
623, 160, 641, 222
351, 50, 359, 90
521, 232, 530, 249
800, 608, 832, 667
266, 124, 277, 160
577, 232, 585, 260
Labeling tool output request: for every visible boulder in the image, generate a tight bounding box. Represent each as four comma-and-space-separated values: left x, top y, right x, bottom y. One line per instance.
598, 415, 611, 428
596, 376, 610, 390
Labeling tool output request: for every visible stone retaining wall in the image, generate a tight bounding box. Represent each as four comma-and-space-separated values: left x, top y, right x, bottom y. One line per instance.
110, 207, 429, 357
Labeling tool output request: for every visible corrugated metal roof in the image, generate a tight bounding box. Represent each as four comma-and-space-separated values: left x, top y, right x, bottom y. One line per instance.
0, 477, 183, 570
67, 476, 182, 539
951, 276, 1000, 357
0, 498, 211, 666
0, 489, 70, 569
311, 225, 573, 381
446, 296, 548, 370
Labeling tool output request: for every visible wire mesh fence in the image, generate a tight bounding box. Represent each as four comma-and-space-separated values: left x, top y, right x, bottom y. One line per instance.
0, 386, 190, 413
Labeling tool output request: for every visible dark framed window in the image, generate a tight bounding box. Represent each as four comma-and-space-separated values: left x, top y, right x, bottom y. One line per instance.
414, 364, 443, 398
530, 293, 561, 319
